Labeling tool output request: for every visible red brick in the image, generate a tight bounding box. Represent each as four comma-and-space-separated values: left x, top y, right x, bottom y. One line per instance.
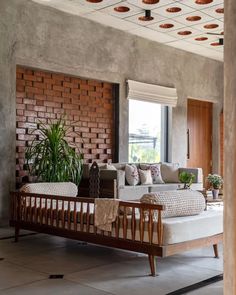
44, 89, 61, 97
44, 101, 61, 108
91, 128, 105, 134
24, 98, 36, 105
33, 82, 46, 89
53, 85, 64, 92
25, 110, 37, 117
24, 74, 37, 81
35, 71, 51, 78
34, 106, 46, 112
16, 85, 25, 92
16, 92, 25, 98
63, 103, 78, 110
16, 128, 26, 134
25, 86, 43, 95
16, 104, 25, 110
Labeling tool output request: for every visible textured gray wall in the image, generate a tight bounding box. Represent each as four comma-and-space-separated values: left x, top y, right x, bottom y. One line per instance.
0, 0, 223, 223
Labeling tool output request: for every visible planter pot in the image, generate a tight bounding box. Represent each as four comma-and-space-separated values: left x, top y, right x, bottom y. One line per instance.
212, 189, 220, 199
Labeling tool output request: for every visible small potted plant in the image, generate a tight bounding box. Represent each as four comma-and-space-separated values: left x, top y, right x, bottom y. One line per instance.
179, 171, 195, 189
206, 174, 223, 199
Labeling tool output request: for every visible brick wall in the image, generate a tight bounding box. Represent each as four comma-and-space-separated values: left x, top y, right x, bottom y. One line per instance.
16, 66, 115, 185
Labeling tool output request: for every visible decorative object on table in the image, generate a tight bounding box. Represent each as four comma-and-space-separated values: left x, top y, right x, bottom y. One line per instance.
25, 118, 83, 185
206, 174, 223, 199
179, 171, 195, 189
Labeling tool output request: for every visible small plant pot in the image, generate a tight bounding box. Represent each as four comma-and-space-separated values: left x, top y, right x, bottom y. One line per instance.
212, 189, 219, 199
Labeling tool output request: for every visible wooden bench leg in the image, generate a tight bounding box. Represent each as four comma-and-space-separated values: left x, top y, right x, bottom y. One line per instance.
213, 244, 219, 258
15, 225, 20, 243
148, 254, 156, 276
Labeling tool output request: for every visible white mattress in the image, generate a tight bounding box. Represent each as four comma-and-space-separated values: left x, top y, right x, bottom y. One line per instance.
23, 198, 223, 246
162, 207, 223, 245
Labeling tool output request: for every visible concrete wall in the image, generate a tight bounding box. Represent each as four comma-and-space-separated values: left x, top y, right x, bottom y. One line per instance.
0, 0, 223, 223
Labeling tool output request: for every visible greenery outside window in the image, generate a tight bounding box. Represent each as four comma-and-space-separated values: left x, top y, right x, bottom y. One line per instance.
129, 99, 167, 163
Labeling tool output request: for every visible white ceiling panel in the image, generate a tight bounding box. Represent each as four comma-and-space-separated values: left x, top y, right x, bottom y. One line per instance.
127, 0, 173, 10
174, 11, 214, 25
178, 0, 222, 10
32, 0, 224, 61
166, 27, 203, 40
148, 19, 185, 33
125, 11, 165, 26
201, 4, 224, 19
74, 0, 123, 9
193, 19, 223, 33
99, 2, 142, 18
152, 3, 195, 18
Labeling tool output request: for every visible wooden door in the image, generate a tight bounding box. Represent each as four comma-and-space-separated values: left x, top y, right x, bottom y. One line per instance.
187, 99, 213, 183
220, 111, 224, 177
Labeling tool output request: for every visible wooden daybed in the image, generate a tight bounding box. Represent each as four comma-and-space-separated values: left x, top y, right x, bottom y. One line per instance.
9, 191, 223, 276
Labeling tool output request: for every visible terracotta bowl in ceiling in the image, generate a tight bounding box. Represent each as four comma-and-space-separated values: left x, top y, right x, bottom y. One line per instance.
139, 15, 154, 21
86, 0, 103, 3
114, 6, 130, 13
204, 24, 219, 29
142, 0, 159, 4
211, 42, 222, 46
166, 7, 182, 13
186, 16, 201, 21
195, 0, 213, 4
178, 31, 192, 35
195, 37, 208, 41
159, 23, 174, 29
215, 8, 224, 14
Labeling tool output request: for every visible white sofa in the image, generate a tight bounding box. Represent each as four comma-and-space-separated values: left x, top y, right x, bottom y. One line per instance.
80, 162, 203, 200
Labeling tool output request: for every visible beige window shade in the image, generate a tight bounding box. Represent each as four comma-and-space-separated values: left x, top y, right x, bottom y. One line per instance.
127, 80, 178, 107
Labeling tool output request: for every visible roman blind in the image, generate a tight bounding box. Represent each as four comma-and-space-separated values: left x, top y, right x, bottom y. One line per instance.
127, 80, 178, 107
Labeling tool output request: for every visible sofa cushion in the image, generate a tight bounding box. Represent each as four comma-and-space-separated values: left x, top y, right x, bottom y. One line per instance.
125, 164, 140, 186
20, 182, 78, 197
161, 163, 180, 183
118, 185, 149, 201
99, 163, 117, 170
139, 169, 152, 185
149, 183, 181, 192
141, 190, 205, 218
140, 163, 164, 184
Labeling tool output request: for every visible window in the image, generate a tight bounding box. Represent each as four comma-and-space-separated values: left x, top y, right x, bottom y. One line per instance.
129, 99, 167, 163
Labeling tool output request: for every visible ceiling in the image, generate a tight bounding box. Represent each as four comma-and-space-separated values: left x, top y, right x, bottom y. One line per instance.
32, 0, 224, 61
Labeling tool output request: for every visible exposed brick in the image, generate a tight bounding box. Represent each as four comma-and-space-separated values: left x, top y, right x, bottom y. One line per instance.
24, 74, 37, 81
25, 86, 43, 95
33, 82, 46, 89
16, 66, 114, 184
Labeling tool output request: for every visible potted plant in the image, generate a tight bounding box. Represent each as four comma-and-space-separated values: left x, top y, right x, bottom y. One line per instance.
206, 174, 223, 199
25, 118, 83, 185
179, 171, 195, 189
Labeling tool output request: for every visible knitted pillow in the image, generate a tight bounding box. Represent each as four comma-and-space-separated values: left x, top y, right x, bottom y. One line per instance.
125, 164, 140, 186
140, 190, 205, 218
20, 182, 78, 197
139, 169, 153, 185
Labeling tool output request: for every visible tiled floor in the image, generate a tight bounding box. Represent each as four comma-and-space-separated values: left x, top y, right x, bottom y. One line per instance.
0, 227, 223, 295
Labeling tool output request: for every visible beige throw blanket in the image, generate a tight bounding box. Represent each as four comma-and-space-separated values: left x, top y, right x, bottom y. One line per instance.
94, 198, 120, 232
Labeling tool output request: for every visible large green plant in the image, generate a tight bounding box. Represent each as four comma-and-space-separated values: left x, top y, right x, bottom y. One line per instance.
25, 119, 83, 185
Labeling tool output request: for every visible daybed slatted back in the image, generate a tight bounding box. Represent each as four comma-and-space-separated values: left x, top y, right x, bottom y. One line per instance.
10, 192, 164, 247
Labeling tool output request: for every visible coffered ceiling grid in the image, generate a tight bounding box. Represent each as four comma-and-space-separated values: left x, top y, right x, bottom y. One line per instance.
32, 0, 224, 61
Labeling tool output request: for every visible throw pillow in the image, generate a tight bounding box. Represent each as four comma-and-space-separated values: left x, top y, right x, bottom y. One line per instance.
140, 164, 164, 184
161, 163, 180, 183
139, 169, 153, 185
140, 190, 205, 218
125, 164, 140, 186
